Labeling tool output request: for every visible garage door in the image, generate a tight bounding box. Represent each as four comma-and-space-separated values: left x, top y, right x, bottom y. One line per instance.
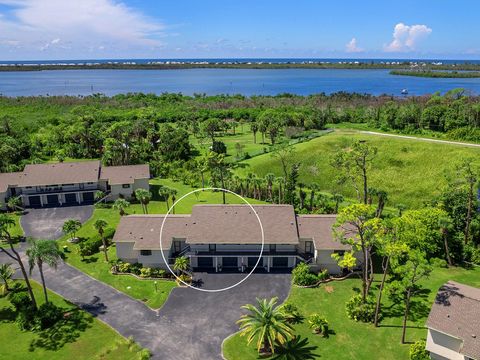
82, 192, 94, 203
47, 194, 59, 206
64, 193, 78, 204
272, 257, 289, 268
222, 257, 238, 268
248, 256, 263, 268
197, 257, 213, 268
28, 195, 41, 207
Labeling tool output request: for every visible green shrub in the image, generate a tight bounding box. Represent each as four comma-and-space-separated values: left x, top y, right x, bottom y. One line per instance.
345, 294, 377, 323
430, 258, 448, 268
464, 244, 480, 265
35, 302, 64, 330
79, 228, 115, 256
140, 267, 153, 278
317, 269, 329, 281
308, 314, 329, 336
409, 340, 429, 360
292, 262, 318, 286
130, 263, 142, 275
280, 303, 301, 323
117, 262, 132, 273
8, 291, 36, 330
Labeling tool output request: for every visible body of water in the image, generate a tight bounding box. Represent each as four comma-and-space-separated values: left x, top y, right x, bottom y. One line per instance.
2, 68, 480, 97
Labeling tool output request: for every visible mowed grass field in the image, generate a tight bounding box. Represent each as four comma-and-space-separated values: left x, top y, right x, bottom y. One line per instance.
223, 266, 480, 360
236, 129, 480, 208
0, 281, 140, 360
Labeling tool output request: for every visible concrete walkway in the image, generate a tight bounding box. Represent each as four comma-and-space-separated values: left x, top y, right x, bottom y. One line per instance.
359, 130, 480, 148
0, 249, 291, 359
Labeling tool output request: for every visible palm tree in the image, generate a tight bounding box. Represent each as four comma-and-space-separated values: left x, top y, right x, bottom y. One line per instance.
173, 256, 189, 275
332, 193, 344, 213
308, 183, 320, 210
62, 219, 82, 241
6, 196, 22, 212
113, 198, 130, 216
26, 239, 64, 303
237, 297, 294, 355
0, 215, 37, 309
438, 216, 453, 266
94, 219, 109, 262
0, 263, 14, 294
135, 188, 152, 214
170, 188, 178, 214
275, 177, 285, 204
265, 173, 276, 202
94, 190, 106, 202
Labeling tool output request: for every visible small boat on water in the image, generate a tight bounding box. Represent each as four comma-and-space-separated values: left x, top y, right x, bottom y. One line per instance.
401, 88, 409, 95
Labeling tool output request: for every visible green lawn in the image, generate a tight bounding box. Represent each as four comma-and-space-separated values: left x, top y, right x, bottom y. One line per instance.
235, 129, 480, 208
59, 178, 265, 309
223, 266, 480, 360
0, 280, 145, 360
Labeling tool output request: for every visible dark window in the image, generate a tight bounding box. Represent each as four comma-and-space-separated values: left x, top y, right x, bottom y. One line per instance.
122, 184, 131, 189
62, 184, 74, 186
334, 250, 345, 256
140, 250, 152, 256
26, 186, 32, 189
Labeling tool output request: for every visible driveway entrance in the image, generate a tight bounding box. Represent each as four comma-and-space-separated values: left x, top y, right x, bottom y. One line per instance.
21, 205, 93, 240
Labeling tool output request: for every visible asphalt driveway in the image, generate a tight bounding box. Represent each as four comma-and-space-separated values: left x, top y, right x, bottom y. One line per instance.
20, 205, 94, 240
0, 249, 291, 360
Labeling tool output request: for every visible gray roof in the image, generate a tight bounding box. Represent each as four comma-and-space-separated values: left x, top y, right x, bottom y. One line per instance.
188, 204, 298, 245
100, 164, 150, 185
427, 281, 480, 359
114, 215, 190, 250
20, 160, 101, 187
0, 161, 150, 191
113, 205, 344, 250
297, 215, 350, 250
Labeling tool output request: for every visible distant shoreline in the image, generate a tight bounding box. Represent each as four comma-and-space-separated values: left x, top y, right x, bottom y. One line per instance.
2, 61, 480, 72
390, 70, 480, 78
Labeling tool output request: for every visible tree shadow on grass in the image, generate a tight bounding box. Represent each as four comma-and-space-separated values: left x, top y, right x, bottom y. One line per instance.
271, 336, 319, 360
28, 308, 93, 352
0, 306, 16, 322
81, 256, 99, 264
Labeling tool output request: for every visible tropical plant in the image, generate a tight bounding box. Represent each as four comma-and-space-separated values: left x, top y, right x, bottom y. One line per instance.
62, 219, 82, 241
409, 340, 429, 360
308, 314, 329, 336
291, 262, 318, 286
113, 198, 130, 216
173, 256, 189, 275
94, 219, 109, 261
237, 297, 294, 355
345, 294, 377, 323
280, 303, 301, 324
0, 214, 37, 309
6, 196, 22, 212
26, 238, 64, 303
0, 263, 14, 295
94, 190, 106, 202
135, 188, 152, 214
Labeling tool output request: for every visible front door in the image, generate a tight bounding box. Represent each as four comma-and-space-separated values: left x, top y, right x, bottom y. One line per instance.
305, 241, 313, 254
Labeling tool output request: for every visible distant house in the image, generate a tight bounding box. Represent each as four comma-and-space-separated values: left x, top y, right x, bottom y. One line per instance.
113, 204, 359, 273
426, 281, 480, 360
0, 160, 150, 209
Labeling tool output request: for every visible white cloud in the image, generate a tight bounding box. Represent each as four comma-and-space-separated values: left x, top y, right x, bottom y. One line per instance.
0, 0, 166, 58
345, 37, 363, 53
384, 22, 432, 52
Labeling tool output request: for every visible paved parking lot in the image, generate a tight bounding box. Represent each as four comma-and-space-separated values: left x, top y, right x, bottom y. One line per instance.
20, 205, 94, 239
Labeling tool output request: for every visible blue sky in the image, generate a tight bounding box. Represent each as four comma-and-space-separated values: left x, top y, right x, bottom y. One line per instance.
0, 0, 478, 60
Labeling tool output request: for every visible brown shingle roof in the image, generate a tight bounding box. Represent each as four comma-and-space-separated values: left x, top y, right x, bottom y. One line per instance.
0, 172, 23, 193
427, 281, 480, 359
297, 215, 350, 250
113, 215, 190, 250
188, 204, 299, 245
100, 164, 150, 185
19, 160, 101, 187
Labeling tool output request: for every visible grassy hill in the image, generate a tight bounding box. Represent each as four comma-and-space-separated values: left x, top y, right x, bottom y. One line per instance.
235, 129, 480, 208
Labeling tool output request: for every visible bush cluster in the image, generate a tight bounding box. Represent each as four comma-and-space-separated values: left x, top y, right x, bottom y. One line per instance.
79, 228, 115, 256
345, 294, 377, 323
115, 262, 170, 279
291, 263, 329, 286
409, 340, 429, 360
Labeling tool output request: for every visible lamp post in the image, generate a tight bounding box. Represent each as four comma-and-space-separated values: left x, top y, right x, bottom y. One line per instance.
154, 281, 158, 292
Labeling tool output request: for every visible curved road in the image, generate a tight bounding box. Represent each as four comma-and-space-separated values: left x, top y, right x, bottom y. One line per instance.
0, 248, 291, 359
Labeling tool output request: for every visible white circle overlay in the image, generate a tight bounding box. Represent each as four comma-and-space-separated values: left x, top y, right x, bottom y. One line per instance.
159, 187, 265, 292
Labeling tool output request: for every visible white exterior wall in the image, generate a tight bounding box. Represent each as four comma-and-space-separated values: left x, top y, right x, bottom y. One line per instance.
426, 329, 466, 360
109, 184, 134, 200
133, 178, 149, 191
116, 242, 139, 263
138, 250, 171, 268
312, 250, 363, 275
